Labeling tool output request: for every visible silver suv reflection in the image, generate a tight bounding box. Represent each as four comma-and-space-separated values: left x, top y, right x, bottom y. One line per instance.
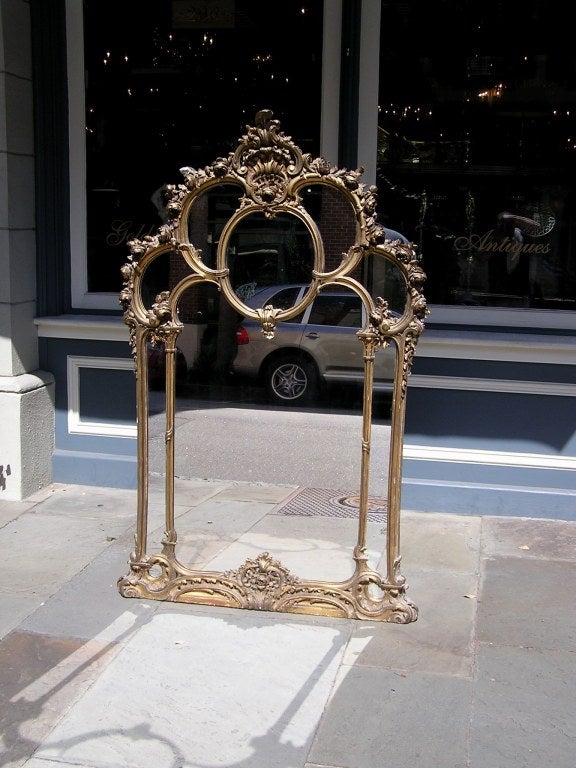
233, 284, 397, 406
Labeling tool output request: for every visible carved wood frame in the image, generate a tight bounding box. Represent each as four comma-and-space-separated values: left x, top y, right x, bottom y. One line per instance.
118, 110, 428, 622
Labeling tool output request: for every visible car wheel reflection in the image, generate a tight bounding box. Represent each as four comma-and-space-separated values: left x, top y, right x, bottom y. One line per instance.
266, 356, 318, 405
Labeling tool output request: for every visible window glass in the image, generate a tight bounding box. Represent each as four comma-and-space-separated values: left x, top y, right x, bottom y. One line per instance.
267, 287, 304, 311
227, 212, 316, 296
83, 0, 323, 294
377, 0, 576, 311
308, 295, 363, 328
260, 287, 304, 323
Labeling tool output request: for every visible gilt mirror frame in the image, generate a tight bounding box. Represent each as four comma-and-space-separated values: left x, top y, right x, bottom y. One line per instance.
118, 110, 428, 622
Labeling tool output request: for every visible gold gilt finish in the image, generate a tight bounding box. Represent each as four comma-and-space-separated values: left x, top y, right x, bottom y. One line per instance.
118, 110, 428, 622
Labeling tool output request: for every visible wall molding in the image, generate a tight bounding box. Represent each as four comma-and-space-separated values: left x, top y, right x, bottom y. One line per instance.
35, 315, 128, 341
403, 443, 576, 472
417, 331, 575, 365
409, 374, 576, 397
67, 355, 136, 438
427, 305, 576, 331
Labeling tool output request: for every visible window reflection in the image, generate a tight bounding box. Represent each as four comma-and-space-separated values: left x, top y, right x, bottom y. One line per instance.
225, 212, 315, 296
84, 0, 576, 311
83, 0, 322, 294
377, 0, 576, 310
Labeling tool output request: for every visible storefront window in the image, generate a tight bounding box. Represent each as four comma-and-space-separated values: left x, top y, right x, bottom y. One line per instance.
377, 0, 576, 311
82, 0, 323, 296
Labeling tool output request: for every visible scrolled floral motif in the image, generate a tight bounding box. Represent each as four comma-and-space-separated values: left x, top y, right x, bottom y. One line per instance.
127, 238, 147, 259
225, 552, 298, 595
407, 260, 429, 326
368, 296, 397, 341
211, 157, 230, 178
362, 185, 379, 217
229, 110, 304, 206
332, 166, 363, 191
145, 290, 172, 328
257, 304, 283, 339
119, 260, 136, 310
398, 328, 423, 399
307, 156, 333, 176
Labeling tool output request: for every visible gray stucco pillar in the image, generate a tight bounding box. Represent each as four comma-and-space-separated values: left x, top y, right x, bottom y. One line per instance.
0, 0, 54, 500
321, 0, 381, 185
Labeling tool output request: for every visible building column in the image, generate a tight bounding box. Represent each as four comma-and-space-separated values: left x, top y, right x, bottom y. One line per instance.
357, 0, 381, 186
321, 0, 381, 186
320, 0, 342, 165
0, 0, 54, 500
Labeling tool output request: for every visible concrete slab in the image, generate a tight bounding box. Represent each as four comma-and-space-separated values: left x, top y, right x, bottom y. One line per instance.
148, 472, 231, 509
401, 511, 482, 574
0, 631, 120, 768
344, 568, 479, 677
0, 512, 131, 597
212, 482, 297, 504
16, 760, 73, 767
32, 611, 349, 768
19, 545, 157, 644
25, 484, 136, 521
0, 593, 45, 641
481, 516, 576, 561
145, 496, 283, 569
17, 484, 67, 504
205, 514, 386, 583
308, 664, 471, 768
0, 499, 37, 527
1, 479, 574, 768
478, 558, 576, 650
470, 644, 576, 768
164, 495, 282, 534
0, 486, 67, 528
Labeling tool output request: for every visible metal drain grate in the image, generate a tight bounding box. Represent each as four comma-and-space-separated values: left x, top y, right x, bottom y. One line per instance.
273, 487, 387, 522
